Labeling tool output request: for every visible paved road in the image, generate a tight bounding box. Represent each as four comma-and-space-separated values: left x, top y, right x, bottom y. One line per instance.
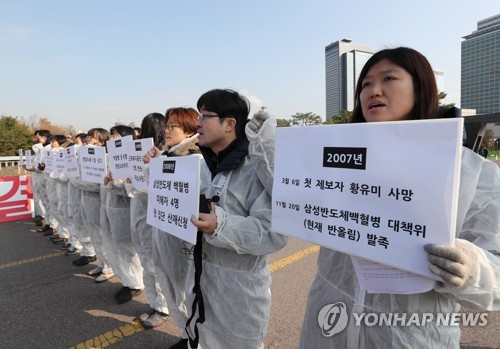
0, 219, 498, 348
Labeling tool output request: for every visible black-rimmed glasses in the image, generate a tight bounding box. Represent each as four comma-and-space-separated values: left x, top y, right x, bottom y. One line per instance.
198, 114, 219, 121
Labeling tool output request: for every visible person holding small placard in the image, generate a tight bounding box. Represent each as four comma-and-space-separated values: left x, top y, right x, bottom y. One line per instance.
127, 112, 171, 328
143, 107, 201, 346
184, 89, 288, 349
101, 125, 144, 304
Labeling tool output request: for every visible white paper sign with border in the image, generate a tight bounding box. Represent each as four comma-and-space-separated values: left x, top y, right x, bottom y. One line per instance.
18, 149, 24, 167
65, 145, 80, 178
79, 146, 107, 184
272, 118, 463, 279
107, 135, 133, 179
34, 149, 42, 167
146, 155, 202, 244
51, 148, 65, 178
43, 149, 55, 175
25, 150, 32, 169
127, 138, 154, 192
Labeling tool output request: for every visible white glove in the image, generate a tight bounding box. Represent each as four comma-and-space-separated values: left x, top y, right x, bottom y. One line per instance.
247, 110, 270, 133
424, 239, 479, 288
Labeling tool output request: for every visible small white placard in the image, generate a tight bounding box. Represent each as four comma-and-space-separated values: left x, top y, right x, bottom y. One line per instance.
146, 155, 202, 244
79, 146, 107, 184
106, 135, 133, 179
65, 146, 80, 178
44, 149, 55, 174
127, 138, 154, 192
18, 149, 24, 166
25, 150, 32, 169
51, 149, 65, 178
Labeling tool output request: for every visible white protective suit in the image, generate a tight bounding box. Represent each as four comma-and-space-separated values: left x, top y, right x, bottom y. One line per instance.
245, 113, 500, 348
52, 148, 71, 240
30, 143, 46, 218
69, 146, 97, 258
151, 135, 201, 333
66, 177, 83, 250
39, 144, 56, 229
127, 184, 168, 314
54, 175, 70, 240
299, 147, 500, 348
45, 149, 60, 233
185, 136, 288, 349
100, 180, 143, 290
76, 177, 110, 270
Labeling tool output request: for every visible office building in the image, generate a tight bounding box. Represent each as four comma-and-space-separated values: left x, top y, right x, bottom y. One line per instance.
461, 14, 500, 114
325, 39, 373, 119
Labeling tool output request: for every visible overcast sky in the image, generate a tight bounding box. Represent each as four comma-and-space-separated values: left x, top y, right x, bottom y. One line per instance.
1, 0, 499, 131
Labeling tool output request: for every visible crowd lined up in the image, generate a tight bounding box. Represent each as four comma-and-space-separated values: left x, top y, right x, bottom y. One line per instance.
24, 47, 499, 349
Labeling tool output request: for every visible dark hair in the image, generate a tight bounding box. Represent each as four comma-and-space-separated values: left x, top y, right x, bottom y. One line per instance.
51, 134, 68, 145
165, 107, 198, 135
110, 125, 136, 139
60, 140, 73, 148
37, 129, 51, 138
197, 89, 250, 138
87, 128, 110, 146
75, 132, 87, 140
351, 47, 439, 123
140, 113, 166, 148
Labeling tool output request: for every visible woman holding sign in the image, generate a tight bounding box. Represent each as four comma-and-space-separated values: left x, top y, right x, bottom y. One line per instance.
101, 125, 145, 304
293, 47, 500, 348
127, 113, 171, 328
143, 107, 200, 348
72, 128, 109, 269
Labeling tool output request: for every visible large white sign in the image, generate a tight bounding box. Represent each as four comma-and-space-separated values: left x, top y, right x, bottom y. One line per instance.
107, 135, 133, 179
79, 146, 107, 184
65, 146, 80, 178
127, 138, 154, 192
146, 155, 202, 244
272, 119, 463, 279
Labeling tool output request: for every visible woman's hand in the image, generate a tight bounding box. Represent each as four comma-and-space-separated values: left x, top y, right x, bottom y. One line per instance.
424, 239, 479, 288
143, 146, 162, 164
103, 171, 113, 186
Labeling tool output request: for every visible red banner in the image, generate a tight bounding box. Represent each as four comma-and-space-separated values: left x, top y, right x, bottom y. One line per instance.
0, 176, 33, 222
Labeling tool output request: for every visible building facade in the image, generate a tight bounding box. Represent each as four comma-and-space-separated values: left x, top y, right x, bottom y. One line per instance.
461, 14, 500, 114
325, 39, 373, 119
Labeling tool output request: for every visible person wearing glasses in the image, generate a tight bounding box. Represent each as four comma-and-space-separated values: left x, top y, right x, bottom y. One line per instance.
142, 107, 200, 346
184, 89, 288, 349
